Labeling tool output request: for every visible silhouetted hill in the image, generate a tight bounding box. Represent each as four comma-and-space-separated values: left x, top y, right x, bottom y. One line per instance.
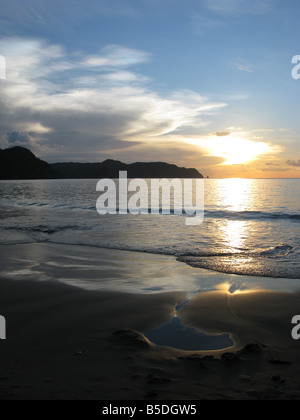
0, 147, 203, 179
51, 160, 203, 179
0, 147, 53, 180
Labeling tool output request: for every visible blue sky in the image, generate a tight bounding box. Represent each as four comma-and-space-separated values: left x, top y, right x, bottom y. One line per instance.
0, 0, 300, 177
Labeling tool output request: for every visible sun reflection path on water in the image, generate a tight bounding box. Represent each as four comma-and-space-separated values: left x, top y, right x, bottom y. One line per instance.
210, 179, 257, 252
213, 178, 256, 212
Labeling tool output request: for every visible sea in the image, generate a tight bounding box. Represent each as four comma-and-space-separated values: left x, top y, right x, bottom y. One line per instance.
0, 178, 299, 282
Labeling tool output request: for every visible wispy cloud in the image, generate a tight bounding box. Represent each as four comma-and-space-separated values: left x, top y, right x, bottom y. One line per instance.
83, 45, 150, 68
238, 64, 254, 73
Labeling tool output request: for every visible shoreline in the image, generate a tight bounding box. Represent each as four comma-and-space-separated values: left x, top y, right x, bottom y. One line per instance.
0, 243, 300, 399
1, 242, 299, 293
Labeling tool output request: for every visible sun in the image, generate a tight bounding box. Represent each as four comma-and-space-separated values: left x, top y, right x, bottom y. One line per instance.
187, 136, 271, 165
209, 137, 270, 165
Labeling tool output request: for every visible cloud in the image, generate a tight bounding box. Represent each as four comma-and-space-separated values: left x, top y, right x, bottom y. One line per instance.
0, 37, 226, 161
252, 129, 275, 133
211, 132, 231, 137
262, 164, 290, 172
238, 65, 254, 73
226, 126, 243, 131
287, 160, 300, 167
83, 45, 150, 68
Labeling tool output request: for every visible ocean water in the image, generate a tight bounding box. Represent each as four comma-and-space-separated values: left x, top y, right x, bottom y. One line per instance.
0, 178, 299, 281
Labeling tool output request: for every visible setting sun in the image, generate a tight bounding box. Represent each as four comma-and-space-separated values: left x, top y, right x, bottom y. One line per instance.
187, 136, 271, 165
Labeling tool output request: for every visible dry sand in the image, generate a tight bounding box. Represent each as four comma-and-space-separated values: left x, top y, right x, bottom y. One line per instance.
0, 243, 300, 400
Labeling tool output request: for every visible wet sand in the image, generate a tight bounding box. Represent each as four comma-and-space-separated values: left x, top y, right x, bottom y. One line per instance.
0, 243, 300, 400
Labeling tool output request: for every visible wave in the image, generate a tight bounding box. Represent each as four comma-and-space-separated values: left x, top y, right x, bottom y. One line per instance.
3, 201, 300, 222
178, 244, 294, 259
204, 210, 300, 222
177, 245, 299, 279
259, 244, 293, 258
15, 201, 96, 212
2, 225, 87, 235
1, 222, 295, 259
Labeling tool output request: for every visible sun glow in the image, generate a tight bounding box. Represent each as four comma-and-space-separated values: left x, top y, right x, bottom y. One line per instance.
187, 136, 271, 165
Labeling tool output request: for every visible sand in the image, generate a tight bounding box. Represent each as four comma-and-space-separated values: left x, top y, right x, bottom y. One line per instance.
0, 243, 300, 400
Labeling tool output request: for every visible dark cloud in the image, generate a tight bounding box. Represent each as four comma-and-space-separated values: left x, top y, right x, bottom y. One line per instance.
286, 160, 300, 167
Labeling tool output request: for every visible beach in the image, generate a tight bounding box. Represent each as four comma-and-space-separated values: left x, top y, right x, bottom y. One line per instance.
1, 243, 300, 400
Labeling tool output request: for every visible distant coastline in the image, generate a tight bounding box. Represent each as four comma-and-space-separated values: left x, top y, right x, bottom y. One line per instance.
0, 146, 203, 180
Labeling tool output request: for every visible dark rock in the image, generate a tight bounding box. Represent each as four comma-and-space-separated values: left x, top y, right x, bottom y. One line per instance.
221, 352, 240, 366
238, 343, 264, 355
112, 329, 151, 349
203, 355, 216, 361
221, 352, 240, 361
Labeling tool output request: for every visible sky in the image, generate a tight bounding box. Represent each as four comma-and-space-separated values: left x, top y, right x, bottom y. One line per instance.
0, 0, 300, 178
